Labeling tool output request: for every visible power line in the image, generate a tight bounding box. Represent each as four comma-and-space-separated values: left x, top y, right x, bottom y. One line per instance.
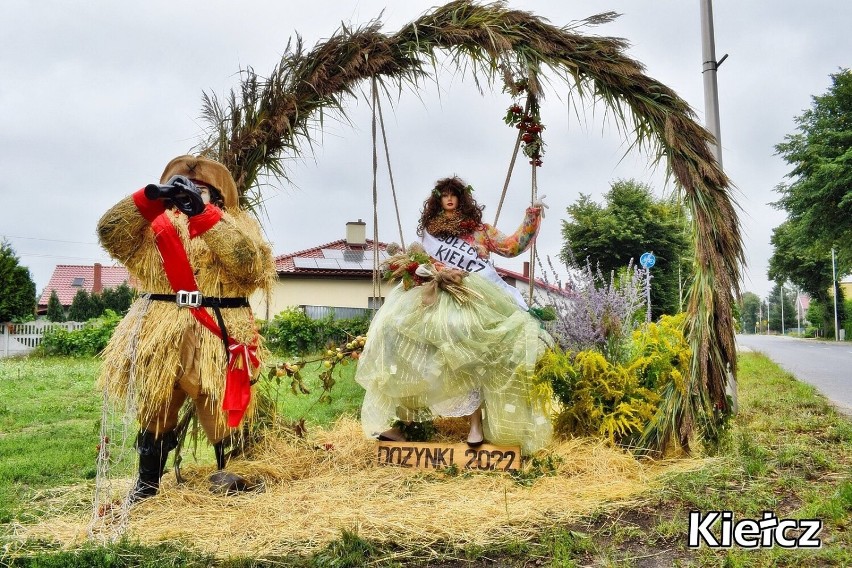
0, 234, 99, 246
17, 252, 112, 261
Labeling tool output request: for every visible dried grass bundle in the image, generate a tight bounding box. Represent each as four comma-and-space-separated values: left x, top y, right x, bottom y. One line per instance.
196, 0, 742, 452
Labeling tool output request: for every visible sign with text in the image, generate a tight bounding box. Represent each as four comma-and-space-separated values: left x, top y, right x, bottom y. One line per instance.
376, 441, 522, 472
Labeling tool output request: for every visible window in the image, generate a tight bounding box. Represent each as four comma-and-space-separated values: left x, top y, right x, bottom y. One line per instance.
71, 277, 85, 287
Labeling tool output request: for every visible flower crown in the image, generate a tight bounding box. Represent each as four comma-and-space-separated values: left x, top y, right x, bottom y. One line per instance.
433, 184, 474, 198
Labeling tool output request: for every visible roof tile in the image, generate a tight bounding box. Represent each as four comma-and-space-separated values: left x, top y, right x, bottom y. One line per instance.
38, 264, 132, 306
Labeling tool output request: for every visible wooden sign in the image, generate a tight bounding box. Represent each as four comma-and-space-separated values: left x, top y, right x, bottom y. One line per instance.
376, 441, 522, 472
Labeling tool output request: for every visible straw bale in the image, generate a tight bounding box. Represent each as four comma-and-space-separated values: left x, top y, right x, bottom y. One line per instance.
13, 417, 711, 559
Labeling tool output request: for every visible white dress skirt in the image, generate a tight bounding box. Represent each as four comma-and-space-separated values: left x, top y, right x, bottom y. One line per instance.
355, 272, 553, 454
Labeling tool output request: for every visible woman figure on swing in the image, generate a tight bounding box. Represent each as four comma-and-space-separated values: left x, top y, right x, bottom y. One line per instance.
356, 176, 552, 454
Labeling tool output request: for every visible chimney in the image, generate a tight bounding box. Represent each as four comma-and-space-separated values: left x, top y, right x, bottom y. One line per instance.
92, 263, 103, 294
346, 219, 367, 247
523, 261, 530, 278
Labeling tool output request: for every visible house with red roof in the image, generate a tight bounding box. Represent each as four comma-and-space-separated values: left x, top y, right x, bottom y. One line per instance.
251, 220, 569, 321
251, 221, 390, 320
37, 263, 133, 314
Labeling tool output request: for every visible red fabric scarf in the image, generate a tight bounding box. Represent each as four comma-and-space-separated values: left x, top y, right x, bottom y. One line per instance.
150, 211, 257, 427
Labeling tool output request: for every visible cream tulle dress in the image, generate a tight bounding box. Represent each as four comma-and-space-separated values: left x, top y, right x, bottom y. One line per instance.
356, 208, 553, 453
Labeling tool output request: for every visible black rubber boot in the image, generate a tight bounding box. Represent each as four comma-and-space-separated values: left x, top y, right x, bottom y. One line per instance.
209, 441, 248, 495
128, 429, 177, 503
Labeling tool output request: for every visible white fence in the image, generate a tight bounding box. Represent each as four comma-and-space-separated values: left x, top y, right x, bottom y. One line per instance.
1, 321, 85, 357
302, 305, 374, 321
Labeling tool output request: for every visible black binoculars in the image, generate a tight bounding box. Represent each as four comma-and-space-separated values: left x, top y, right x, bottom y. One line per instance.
145, 175, 205, 217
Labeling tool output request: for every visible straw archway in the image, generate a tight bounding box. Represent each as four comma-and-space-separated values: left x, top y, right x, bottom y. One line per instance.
199, 0, 743, 452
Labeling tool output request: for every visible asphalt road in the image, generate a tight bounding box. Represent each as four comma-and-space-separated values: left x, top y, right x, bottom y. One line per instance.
736, 334, 852, 416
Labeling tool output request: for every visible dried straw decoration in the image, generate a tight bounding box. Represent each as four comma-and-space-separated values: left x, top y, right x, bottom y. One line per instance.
198, 0, 743, 452
12, 418, 708, 560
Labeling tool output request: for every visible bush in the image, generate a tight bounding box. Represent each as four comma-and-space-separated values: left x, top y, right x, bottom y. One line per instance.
38, 310, 122, 357
46, 290, 65, 322
263, 307, 370, 356
535, 314, 689, 446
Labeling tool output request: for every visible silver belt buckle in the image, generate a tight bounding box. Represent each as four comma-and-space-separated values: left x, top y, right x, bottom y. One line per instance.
176, 290, 202, 308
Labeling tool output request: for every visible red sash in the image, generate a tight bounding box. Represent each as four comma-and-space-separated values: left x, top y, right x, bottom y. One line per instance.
151, 212, 257, 427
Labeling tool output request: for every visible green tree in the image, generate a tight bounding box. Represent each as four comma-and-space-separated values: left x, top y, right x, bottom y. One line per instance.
774, 69, 852, 250
768, 219, 842, 334
770, 69, 852, 330
100, 282, 135, 315
807, 300, 827, 337
766, 283, 797, 334
560, 179, 691, 319
739, 291, 761, 334
46, 290, 66, 322
0, 241, 36, 322
67, 289, 95, 322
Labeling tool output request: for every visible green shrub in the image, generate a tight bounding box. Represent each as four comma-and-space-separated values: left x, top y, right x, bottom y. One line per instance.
535, 314, 689, 446
263, 307, 318, 354
263, 307, 370, 356
37, 310, 122, 357
45, 290, 65, 322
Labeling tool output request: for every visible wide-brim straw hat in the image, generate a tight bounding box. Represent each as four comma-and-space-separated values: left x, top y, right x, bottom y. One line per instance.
160, 155, 239, 210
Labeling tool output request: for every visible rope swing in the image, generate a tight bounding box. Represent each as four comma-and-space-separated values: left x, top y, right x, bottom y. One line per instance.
495, 84, 543, 307
367, 70, 545, 309
368, 76, 407, 309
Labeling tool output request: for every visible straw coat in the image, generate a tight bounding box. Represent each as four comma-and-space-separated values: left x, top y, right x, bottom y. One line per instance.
97, 193, 275, 435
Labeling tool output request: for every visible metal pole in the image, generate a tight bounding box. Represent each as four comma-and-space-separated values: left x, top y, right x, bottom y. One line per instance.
797, 293, 802, 335
780, 285, 785, 335
700, 0, 724, 167
758, 301, 762, 334
832, 247, 840, 341
646, 268, 652, 323
702, 0, 738, 411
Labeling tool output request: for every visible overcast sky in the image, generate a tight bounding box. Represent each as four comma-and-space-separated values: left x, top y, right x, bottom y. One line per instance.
1, 1, 849, 303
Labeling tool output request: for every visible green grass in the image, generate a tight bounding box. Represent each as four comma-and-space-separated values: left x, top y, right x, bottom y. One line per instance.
263, 356, 364, 427
0, 357, 103, 525
1, 352, 851, 566
0, 354, 364, 529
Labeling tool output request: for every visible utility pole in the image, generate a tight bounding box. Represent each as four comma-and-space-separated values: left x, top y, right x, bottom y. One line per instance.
780, 285, 785, 335
700, 0, 727, 166
796, 292, 802, 335
701, 0, 736, 412
765, 301, 770, 334
832, 247, 840, 341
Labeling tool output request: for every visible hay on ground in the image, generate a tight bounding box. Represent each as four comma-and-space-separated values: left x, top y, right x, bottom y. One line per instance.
12, 417, 709, 559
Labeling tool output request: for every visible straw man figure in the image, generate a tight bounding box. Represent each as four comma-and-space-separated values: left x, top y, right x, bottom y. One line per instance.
97, 155, 275, 501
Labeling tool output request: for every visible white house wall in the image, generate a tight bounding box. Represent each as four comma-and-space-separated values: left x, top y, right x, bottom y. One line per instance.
250, 278, 381, 321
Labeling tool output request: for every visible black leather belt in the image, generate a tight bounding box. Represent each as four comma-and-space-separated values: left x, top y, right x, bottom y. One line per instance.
145, 292, 250, 358
146, 292, 250, 309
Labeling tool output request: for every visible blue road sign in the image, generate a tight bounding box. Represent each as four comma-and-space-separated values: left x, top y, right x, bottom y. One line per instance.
640, 252, 656, 269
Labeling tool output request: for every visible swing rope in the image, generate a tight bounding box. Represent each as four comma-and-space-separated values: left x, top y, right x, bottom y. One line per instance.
370, 77, 382, 309
375, 83, 405, 250
493, 93, 532, 227
367, 75, 541, 308
367, 76, 407, 309
492, 89, 541, 307
528, 158, 538, 306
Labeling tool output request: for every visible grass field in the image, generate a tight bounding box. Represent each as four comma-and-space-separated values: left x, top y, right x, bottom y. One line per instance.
0, 356, 362, 529
0, 353, 850, 566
